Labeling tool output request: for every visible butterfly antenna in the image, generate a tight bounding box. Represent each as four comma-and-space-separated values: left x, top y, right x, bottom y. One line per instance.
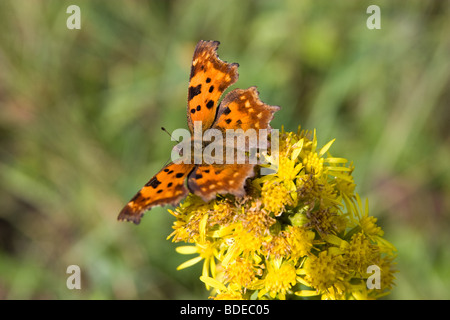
161, 127, 180, 143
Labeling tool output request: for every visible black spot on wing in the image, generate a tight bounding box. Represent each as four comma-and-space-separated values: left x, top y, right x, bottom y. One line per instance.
188, 84, 202, 101
146, 178, 161, 189
206, 100, 214, 109
130, 192, 141, 202
190, 65, 195, 79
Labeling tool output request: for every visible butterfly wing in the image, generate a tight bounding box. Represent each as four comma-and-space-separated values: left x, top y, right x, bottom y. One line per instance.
213, 86, 280, 132
187, 163, 255, 202
118, 162, 195, 224
187, 40, 239, 133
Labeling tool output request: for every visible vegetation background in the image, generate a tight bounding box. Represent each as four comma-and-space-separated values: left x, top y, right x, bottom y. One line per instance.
0, 0, 448, 299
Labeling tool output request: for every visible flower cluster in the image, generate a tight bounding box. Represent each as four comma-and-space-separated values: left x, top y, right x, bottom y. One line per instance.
168, 127, 397, 300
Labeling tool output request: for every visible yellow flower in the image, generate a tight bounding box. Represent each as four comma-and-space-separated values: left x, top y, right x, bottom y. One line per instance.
168, 128, 397, 300
263, 233, 290, 259
360, 215, 384, 237
257, 259, 297, 300
343, 233, 380, 274
210, 198, 237, 226
285, 225, 315, 262
333, 161, 356, 198
220, 223, 265, 268
200, 276, 244, 300
306, 207, 341, 235
298, 251, 347, 295
376, 256, 397, 293
167, 194, 211, 243
278, 156, 302, 184
261, 181, 295, 216
345, 193, 397, 255
167, 210, 192, 243
303, 151, 324, 176
240, 199, 275, 236
176, 240, 219, 281
224, 257, 257, 288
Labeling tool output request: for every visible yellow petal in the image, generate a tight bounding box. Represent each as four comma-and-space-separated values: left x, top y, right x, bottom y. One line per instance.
332, 172, 354, 182
325, 157, 348, 164
291, 139, 304, 161
202, 258, 209, 278
319, 138, 335, 157
324, 234, 345, 246
200, 276, 227, 291
210, 257, 216, 279
221, 243, 239, 267
295, 275, 311, 287
175, 245, 198, 255
212, 223, 236, 238
328, 246, 345, 256
167, 209, 176, 217
293, 163, 303, 175
295, 290, 319, 297
176, 256, 203, 270
311, 129, 317, 153
327, 166, 351, 172
199, 213, 209, 243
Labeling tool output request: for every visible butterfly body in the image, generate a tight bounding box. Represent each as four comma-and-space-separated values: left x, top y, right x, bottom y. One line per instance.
118, 40, 280, 224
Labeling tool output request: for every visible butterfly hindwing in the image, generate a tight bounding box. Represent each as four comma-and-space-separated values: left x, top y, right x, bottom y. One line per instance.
187, 163, 255, 202
118, 162, 195, 224
187, 40, 239, 133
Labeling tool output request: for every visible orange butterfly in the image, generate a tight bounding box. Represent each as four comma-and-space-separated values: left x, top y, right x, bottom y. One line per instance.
118, 40, 280, 224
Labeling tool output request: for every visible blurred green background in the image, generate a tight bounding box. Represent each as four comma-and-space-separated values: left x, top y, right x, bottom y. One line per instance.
0, 0, 449, 299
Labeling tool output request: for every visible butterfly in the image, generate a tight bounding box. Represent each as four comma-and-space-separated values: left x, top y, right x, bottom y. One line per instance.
118, 40, 280, 224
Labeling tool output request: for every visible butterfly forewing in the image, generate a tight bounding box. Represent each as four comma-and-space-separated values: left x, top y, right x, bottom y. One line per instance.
118, 162, 195, 224
213, 86, 280, 133
187, 40, 239, 133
